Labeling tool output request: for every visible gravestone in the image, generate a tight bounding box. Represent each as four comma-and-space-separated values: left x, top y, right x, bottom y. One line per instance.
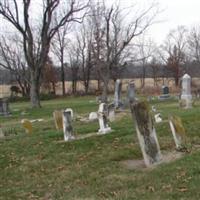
127, 80, 136, 104
62, 108, 75, 141
89, 112, 98, 121
98, 103, 111, 134
0, 98, 10, 116
53, 110, 63, 130
21, 119, 33, 134
0, 125, 4, 138
107, 103, 115, 122
159, 85, 170, 100
169, 115, 186, 150
130, 101, 162, 166
180, 74, 192, 109
114, 79, 123, 108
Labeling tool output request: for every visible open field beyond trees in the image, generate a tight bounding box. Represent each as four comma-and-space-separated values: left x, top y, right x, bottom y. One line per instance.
1, 96, 200, 199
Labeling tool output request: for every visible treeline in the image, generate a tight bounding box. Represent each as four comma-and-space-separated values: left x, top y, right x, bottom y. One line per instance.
0, 1, 200, 107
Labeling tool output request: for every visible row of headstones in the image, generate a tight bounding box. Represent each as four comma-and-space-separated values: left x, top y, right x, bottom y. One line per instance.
114, 73, 193, 109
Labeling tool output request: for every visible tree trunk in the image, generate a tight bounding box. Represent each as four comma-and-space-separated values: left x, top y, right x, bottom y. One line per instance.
101, 77, 109, 103
61, 60, 65, 96
30, 72, 41, 108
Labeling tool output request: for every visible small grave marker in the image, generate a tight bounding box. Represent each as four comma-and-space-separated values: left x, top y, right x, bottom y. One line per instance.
53, 110, 63, 130
21, 119, 33, 134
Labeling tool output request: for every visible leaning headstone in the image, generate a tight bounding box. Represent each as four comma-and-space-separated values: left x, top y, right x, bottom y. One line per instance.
107, 103, 115, 122
0, 98, 10, 116
53, 110, 63, 130
98, 103, 112, 134
180, 74, 192, 109
21, 119, 33, 134
169, 115, 186, 150
89, 112, 98, 121
130, 101, 162, 166
114, 79, 123, 109
62, 108, 75, 141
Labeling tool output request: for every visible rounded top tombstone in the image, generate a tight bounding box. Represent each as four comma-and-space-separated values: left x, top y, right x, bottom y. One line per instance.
182, 74, 191, 79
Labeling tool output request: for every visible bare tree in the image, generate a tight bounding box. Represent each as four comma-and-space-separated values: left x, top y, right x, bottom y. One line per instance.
187, 26, 200, 64
160, 26, 187, 86
90, 1, 159, 102
0, 0, 89, 107
51, 19, 71, 96
0, 35, 30, 96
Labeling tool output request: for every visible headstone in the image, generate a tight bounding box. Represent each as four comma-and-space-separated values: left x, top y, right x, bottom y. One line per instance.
107, 103, 115, 122
159, 85, 170, 100
0, 125, 4, 138
169, 115, 186, 150
89, 112, 98, 121
114, 79, 123, 108
53, 110, 63, 130
21, 119, 33, 134
130, 101, 162, 166
180, 74, 192, 109
0, 98, 10, 116
62, 108, 75, 141
154, 113, 162, 123
98, 103, 111, 134
127, 80, 135, 103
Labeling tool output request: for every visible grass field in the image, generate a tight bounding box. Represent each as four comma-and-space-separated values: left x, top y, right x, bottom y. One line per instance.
1, 96, 200, 200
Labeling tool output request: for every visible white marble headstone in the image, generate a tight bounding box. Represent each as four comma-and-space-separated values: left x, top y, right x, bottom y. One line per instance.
98, 103, 111, 134
181, 74, 192, 109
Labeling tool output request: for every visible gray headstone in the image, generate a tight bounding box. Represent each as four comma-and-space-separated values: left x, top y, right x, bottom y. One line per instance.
0, 98, 10, 116
62, 108, 75, 141
114, 79, 123, 108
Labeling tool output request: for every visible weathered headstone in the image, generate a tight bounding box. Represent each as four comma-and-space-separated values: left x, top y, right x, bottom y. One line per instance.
127, 80, 135, 103
53, 110, 63, 130
0, 125, 4, 138
98, 103, 111, 134
89, 112, 98, 121
0, 98, 10, 116
62, 108, 75, 141
114, 79, 123, 108
180, 74, 192, 109
107, 103, 115, 122
21, 119, 33, 134
154, 113, 162, 123
130, 101, 162, 166
169, 115, 186, 150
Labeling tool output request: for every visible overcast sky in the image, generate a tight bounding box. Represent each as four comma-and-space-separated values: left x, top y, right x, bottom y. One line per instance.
117, 0, 200, 44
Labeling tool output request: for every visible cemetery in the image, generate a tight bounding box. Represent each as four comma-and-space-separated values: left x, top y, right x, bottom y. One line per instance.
1, 0, 200, 199
1, 75, 200, 199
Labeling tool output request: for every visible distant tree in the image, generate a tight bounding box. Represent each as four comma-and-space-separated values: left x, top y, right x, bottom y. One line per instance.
161, 26, 187, 86
41, 57, 57, 94
0, 0, 89, 107
187, 26, 200, 64
90, 1, 159, 102
0, 35, 30, 96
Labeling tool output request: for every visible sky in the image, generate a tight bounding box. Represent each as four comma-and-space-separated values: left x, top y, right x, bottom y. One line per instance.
0, 0, 199, 45
146, 0, 200, 44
